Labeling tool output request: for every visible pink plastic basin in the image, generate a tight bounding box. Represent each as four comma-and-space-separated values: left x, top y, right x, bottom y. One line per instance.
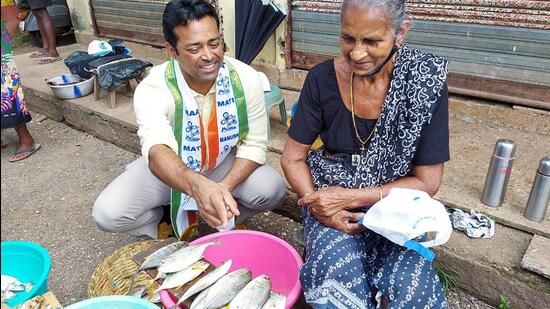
160, 230, 303, 309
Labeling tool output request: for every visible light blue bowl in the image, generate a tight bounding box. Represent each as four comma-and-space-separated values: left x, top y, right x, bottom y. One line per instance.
65, 295, 159, 309
1, 241, 51, 307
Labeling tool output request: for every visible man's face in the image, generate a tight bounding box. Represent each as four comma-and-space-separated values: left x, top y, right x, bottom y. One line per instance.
168, 16, 224, 93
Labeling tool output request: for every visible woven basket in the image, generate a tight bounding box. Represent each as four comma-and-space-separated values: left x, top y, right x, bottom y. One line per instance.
88, 240, 158, 297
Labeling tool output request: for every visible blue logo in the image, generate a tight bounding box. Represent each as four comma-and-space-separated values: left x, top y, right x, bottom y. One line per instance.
222, 144, 230, 154
217, 75, 230, 96
185, 121, 200, 142
186, 156, 201, 171
220, 112, 237, 132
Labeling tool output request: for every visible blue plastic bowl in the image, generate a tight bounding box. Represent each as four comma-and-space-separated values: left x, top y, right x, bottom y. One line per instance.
64, 295, 159, 309
1, 241, 51, 307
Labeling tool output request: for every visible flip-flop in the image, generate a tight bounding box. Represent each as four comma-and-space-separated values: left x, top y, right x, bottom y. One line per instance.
38, 56, 63, 65
8, 143, 41, 162
29, 51, 48, 58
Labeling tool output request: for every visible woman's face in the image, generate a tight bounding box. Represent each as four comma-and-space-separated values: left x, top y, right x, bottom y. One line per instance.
340, 5, 402, 76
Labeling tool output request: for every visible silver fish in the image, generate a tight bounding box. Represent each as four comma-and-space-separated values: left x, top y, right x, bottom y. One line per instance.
140, 241, 188, 271
189, 285, 212, 309
128, 241, 188, 289
175, 260, 232, 306
145, 290, 161, 303
128, 285, 147, 298
158, 239, 221, 274
203, 268, 252, 309
229, 274, 271, 309
155, 260, 210, 293
261, 292, 286, 309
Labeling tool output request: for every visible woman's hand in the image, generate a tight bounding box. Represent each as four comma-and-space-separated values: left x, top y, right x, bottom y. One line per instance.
298, 186, 358, 217
313, 209, 366, 234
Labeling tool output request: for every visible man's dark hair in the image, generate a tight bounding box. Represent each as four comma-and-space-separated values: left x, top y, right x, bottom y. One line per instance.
163, 0, 220, 52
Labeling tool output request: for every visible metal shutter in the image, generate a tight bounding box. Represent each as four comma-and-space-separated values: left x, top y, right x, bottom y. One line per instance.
90, 0, 169, 47
290, 0, 550, 109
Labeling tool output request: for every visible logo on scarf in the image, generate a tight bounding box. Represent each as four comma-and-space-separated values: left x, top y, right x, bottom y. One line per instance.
217, 75, 230, 96
185, 121, 200, 141
220, 112, 237, 132
222, 144, 230, 154
186, 156, 201, 171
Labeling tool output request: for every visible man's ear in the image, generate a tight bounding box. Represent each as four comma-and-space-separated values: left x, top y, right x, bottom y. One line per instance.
165, 42, 177, 58
395, 19, 411, 47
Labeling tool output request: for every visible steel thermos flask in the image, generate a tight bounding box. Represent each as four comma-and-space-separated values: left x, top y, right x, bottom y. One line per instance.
523, 156, 550, 222
482, 139, 516, 207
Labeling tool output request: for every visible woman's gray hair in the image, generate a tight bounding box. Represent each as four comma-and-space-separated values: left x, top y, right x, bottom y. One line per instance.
341, 0, 407, 32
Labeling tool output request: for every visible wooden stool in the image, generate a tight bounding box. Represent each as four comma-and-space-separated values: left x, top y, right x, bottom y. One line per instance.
92, 71, 146, 109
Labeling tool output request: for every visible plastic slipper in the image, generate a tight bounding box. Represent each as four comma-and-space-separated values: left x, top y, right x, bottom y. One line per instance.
29, 51, 48, 58
38, 56, 63, 65
8, 143, 41, 162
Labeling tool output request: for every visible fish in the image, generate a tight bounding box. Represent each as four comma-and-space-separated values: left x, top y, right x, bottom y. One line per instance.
155, 260, 210, 293
1, 274, 33, 297
189, 285, 211, 309
145, 290, 161, 303
128, 240, 188, 290
128, 285, 147, 298
141, 241, 188, 271
1, 290, 15, 302
228, 274, 271, 309
157, 239, 221, 274
175, 259, 233, 306
261, 292, 286, 309
202, 268, 252, 309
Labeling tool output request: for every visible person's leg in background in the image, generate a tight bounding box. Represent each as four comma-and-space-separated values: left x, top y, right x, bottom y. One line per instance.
7, 123, 41, 162
92, 157, 171, 238
29, 0, 60, 63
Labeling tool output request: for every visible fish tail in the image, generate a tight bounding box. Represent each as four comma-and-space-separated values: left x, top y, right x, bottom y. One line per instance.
126, 272, 138, 293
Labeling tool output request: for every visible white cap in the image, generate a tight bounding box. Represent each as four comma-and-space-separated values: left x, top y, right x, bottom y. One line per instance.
360, 188, 452, 261
88, 40, 113, 56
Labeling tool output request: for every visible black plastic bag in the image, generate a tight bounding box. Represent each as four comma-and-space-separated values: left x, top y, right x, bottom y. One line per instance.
85, 54, 130, 71
97, 59, 152, 91
64, 51, 100, 80
108, 39, 126, 54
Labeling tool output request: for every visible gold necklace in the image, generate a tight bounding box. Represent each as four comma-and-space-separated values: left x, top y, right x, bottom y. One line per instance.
350, 72, 376, 154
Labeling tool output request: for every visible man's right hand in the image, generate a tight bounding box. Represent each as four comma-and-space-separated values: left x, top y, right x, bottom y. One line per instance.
188, 174, 239, 229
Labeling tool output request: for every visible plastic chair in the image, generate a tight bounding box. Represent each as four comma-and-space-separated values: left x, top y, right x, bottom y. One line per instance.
264, 84, 287, 139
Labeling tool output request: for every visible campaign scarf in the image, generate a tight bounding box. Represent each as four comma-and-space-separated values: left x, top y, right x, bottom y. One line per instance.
165, 59, 248, 238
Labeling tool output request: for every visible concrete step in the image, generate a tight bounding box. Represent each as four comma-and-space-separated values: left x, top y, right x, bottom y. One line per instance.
15, 44, 550, 308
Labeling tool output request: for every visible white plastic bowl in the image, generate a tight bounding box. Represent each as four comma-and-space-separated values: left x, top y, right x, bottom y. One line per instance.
46, 74, 93, 100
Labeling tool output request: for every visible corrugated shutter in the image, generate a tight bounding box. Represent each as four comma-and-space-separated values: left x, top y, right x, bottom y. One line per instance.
90, 0, 220, 47
290, 1, 550, 109
91, 0, 168, 46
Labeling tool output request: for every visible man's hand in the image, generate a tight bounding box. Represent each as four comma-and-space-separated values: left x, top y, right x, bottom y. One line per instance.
313, 209, 366, 234
188, 175, 240, 228
298, 187, 358, 217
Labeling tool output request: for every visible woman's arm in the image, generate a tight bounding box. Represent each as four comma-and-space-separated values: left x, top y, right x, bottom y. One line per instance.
299, 163, 445, 217
280, 136, 316, 198
281, 137, 365, 233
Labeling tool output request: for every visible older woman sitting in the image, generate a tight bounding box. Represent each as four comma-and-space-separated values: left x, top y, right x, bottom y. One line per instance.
281, 0, 449, 308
